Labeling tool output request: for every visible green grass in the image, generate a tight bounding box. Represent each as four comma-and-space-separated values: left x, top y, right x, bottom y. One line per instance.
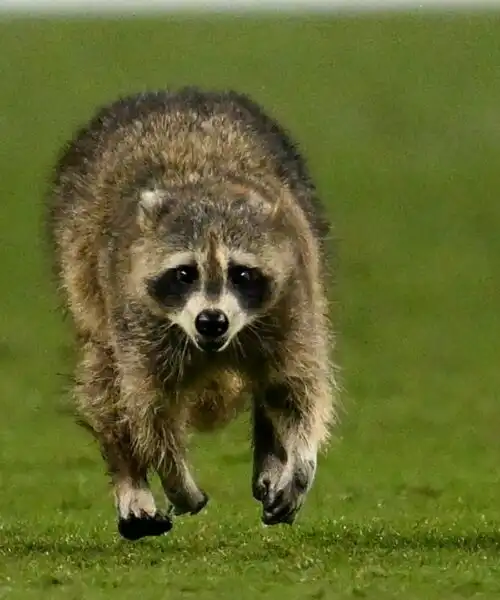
1, 11, 500, 598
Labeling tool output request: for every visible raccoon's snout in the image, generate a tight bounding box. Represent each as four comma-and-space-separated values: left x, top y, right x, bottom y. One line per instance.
195, 309, 229, 338
195, 309, 229, 351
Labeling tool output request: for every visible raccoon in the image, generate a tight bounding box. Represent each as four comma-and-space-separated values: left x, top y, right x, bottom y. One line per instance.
46, 87, 338, 541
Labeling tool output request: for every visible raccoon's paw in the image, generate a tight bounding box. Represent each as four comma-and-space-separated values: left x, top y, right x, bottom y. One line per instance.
167, 489, 209, 517
116, 484, 173, 540
253, 458, 316, 526
118, 511, 173, 541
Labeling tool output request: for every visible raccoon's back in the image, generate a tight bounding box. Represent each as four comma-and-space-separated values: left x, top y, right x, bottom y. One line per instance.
52, 87, 313, 192
47, 87, 330, 246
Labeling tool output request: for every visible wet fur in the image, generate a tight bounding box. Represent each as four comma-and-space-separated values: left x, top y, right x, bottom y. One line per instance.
46, 87, 338, 537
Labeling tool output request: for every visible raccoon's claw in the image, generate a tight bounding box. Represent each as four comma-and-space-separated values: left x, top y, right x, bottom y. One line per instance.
263, 504, 298, 526
254, 462, 314, 526
258, 484, 301, 526
118, 511, 173, 541
167, 490, 209, 517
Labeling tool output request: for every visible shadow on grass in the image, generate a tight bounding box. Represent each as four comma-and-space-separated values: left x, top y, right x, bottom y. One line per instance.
2, 521, 500, 564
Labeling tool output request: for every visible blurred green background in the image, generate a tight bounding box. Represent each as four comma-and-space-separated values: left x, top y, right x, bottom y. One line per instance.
1, 11, 500, 599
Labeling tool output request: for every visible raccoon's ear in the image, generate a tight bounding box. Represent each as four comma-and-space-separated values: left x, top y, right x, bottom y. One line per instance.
248, 188, 283, 221
229, 183, 280, 218
137, 188, 169, 230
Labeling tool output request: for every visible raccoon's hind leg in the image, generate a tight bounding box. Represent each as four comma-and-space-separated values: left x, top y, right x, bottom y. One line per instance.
252, 352, 334, 526
158, 372, 246, 513
152, 416, 209, 517
76, 341, 172, 541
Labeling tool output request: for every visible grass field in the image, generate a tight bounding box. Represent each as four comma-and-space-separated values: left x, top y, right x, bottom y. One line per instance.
1, 11, 500, 599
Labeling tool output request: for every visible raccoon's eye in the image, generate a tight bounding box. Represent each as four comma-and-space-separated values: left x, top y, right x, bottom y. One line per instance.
148, 264, 199, 303
228, 265, 260, 287
174, 265, 198, 285
228, 264, 270, 310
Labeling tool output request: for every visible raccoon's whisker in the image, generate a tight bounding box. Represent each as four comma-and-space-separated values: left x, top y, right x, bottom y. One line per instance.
170, 337, 187, 383
247, 317, 276, 337
176, 336, 190, 384
245, 326, 267, 356
245, 323, 280, 371
246, 322, 270, 345
232, 334, 246, 359
156, 328, 186, 385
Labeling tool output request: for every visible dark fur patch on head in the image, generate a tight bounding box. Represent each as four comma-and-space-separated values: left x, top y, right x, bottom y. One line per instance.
147, 264, 200, 309
228, 262, 271, 311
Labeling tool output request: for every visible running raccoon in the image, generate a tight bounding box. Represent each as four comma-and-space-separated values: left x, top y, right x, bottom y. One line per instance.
46, 87, 338, 541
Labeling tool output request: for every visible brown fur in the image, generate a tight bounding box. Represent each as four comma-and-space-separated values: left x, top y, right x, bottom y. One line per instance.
46, 88, 338, 538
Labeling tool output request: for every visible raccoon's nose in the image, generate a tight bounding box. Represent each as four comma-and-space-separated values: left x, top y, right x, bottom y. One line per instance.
195, 309, 229, 338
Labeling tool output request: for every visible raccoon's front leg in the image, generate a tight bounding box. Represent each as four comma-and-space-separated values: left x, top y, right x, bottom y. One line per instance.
119, 374, 208, 520
252, 380, 331, 526
76, 341, 172, 541
102, 438, 173, 541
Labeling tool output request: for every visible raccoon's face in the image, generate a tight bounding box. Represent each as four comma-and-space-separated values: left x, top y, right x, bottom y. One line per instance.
147, 253, 272, 352
132, 183, 295, 352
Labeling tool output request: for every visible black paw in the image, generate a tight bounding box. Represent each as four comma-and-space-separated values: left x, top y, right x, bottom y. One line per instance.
169, 490, 209, 517
118, 511, 173, 541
